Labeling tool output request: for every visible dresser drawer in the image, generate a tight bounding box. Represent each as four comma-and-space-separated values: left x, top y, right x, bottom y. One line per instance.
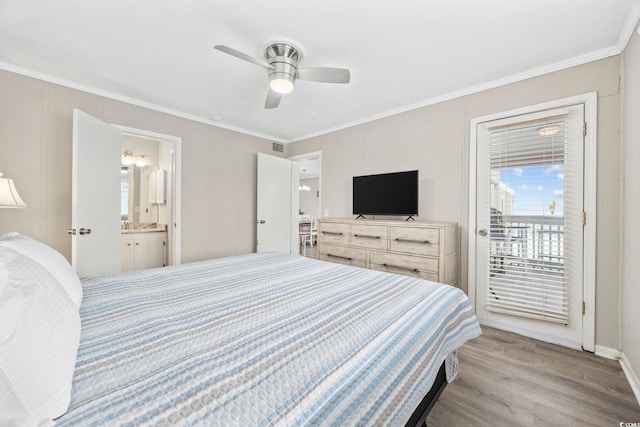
389, 226, 440, 256
371, 263, 439, 281
318, 222, 349, 245
319, 243, 366, 268
370, 251, 439, 280
350, 224, 388, 249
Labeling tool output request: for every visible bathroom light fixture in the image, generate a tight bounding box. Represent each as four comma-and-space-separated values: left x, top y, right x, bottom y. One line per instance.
122, 151, 147, 167
298, 182, 310, 191
537, 125, 560, 137
0, 172, 27, 208
122, 151, 135, 165
135, 155, 147, 167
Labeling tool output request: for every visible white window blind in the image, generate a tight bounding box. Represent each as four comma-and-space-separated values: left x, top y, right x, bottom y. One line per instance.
485, 117, 570, 324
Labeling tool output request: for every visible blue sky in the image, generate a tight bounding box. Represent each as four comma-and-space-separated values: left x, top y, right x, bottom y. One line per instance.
500, 165, 564, 216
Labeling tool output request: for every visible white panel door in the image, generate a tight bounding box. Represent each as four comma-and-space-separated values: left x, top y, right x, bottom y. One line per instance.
72, 109, 122, 277
475, 104, 585, 348
257, 153, 293, 253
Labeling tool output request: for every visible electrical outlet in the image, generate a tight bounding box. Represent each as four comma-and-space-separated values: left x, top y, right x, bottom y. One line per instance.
324, 208, 329, 217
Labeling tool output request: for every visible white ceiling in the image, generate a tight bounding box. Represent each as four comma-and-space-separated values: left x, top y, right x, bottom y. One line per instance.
0, 1, 638, 143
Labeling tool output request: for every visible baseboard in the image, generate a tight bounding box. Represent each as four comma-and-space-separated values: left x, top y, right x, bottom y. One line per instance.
620, 353, 640, 406
595, 345, 622, 360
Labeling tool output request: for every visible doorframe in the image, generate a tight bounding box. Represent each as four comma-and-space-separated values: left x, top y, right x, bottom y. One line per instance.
113, 124, 182, 266
467, 92, 597, 351
288, 150, 323, 216
289, 151, 322, 255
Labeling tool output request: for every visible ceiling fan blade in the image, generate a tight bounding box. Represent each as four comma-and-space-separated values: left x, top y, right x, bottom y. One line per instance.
265, 90, 282, 109
297, 67, 350, 84
214, 45, 274, 70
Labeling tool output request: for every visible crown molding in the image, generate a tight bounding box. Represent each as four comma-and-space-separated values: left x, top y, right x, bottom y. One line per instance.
616, 2, 640, 52
0, 41, 623, 146
290, 45, 620, 143
0, 61, 287, 144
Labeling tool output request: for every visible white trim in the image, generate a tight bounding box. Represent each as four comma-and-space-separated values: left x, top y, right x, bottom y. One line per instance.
582, 92, 598, 352
468, 120, 479, 312
0, 43, 620, 145
288, 150, 323, 217
620, 352, 640, 406
0, 61, 286, 144
290, 48, 619, 143
595, 345, 622, 360
478, 319, 582, 351
289, 151, 323, 248
616, 3, 640, 53
113, 124, 182, 266
290, 165, 300, 255
468, 92, 597, 352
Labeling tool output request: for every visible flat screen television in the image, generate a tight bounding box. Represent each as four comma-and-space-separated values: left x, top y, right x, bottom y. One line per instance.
353, 170, 418, 218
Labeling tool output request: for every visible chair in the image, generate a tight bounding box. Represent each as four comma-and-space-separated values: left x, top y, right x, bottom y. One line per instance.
309, 216, 317, 246
299, 233, 310, 256
299, 214, 311, 224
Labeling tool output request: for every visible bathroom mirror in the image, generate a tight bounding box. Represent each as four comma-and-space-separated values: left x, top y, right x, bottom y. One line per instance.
120, 165, 134, 222
121, 165, 167, 226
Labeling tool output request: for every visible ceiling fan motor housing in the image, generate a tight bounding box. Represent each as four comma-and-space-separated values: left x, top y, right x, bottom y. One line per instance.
265, 43, 299, 92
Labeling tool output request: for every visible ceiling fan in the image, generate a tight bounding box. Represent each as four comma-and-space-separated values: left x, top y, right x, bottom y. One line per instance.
214, 42, 351, 109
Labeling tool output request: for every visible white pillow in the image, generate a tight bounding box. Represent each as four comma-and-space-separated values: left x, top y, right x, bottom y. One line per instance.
0, 246, 81, 427
0, 232, 82, 307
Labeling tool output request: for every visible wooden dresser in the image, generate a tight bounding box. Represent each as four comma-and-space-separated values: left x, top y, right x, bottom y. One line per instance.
317, 218, 458, 286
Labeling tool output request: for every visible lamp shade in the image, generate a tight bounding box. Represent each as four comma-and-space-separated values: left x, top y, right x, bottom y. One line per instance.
0, 172, 27, 208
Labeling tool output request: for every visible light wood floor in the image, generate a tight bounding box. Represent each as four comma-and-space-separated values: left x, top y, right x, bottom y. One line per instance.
301, 242, 318, 259
427, 326, 640, 426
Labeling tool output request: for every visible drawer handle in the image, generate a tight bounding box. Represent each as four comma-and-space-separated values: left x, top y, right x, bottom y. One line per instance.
382, 263, 419, 273
322, 231, 344, 236
353, 234, 381, 239
394, 238, 431, 244
327, 253, 353, 261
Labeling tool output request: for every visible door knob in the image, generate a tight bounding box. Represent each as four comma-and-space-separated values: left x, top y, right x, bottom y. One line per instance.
67, 228, 76, 235
259, 220, 266, 224
478, 228, 488, 236
79, 228, 92, 235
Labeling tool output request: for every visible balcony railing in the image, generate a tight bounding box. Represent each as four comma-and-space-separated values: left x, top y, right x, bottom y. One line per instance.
500, 214, 564, 263
488, 214, 567, 323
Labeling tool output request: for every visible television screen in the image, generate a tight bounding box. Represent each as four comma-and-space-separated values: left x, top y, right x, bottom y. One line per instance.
352, 170, 418, 217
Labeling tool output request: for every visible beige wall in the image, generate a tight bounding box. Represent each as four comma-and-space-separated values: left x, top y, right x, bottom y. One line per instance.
288, 56, 622, 349
0, 69, 277, 264
622, 29, 640, 387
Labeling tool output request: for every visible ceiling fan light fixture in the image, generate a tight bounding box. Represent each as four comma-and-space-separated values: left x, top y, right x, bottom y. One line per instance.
214, 41, 350, 108
270, 76, 295, 94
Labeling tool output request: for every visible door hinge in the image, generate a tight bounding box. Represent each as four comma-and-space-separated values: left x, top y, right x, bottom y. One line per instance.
583, 122, 587, 137
582, 301, 586, 315
582, 211, 587, 226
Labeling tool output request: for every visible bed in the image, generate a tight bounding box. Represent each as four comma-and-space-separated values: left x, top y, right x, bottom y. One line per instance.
0, 233, 481, 427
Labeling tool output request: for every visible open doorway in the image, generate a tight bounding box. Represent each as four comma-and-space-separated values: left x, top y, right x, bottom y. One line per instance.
115, 125, 182, 269
71, 110, 181, 277
289, 152, 321, 258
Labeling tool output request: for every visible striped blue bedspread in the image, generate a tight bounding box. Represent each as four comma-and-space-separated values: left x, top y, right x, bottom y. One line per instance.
57, 252, 480, 426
